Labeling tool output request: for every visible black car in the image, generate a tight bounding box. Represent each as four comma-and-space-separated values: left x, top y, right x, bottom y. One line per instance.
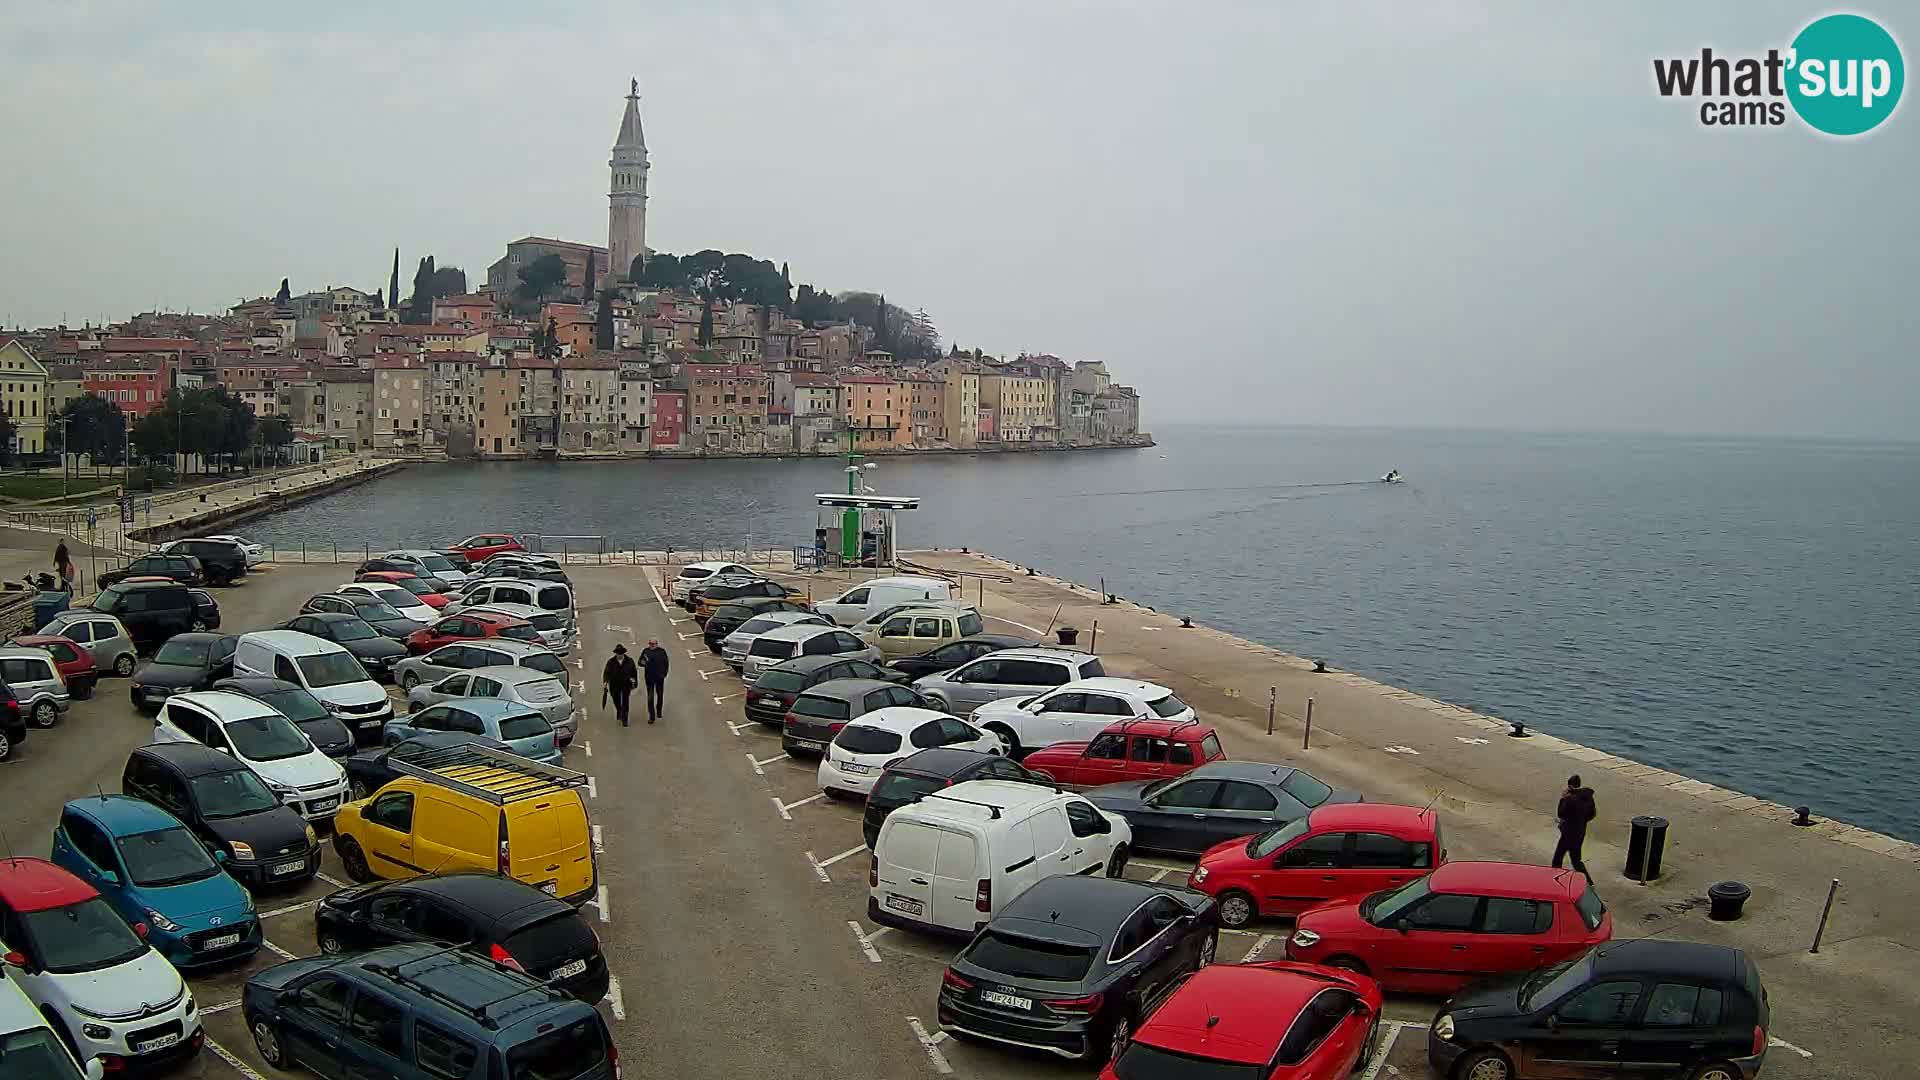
702, 598, 815, 651
120, 742, 321, 887
744, 655, 911, 726
862, 748, 1048, 848
939, 875, 1218, 1065
98, 553, 204, 589
278, 612, 409, 681
885, 634, 1037, 679
130, 632, 238, 710
1429, 940, 1770, 1080
691, 576, 796, 611
168, 538, 249, 586
215, 676, 355, 759
1085, 760, 1362, 857
0, 682, 25, 762
485, 563, 570, 584
344, 731, 511, 800
781, 677, 929, 757
314, 872, 609, 1003
189, 587, 222, 629
85, 579, 207, 650
301, 591, 424, 640
357, 556, 434, 579
681, 572, 762, 610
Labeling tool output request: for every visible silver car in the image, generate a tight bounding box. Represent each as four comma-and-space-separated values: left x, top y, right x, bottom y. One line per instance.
393, 638, 568, 691
739, 624, 882, 682
41, 611, 139, 677
382, 548, 473, 586
0, 646, 70, 728
722, 611, 830, 670
910, 646, 1108, 716
465, 602, 578, 656
405, 664, 579, 744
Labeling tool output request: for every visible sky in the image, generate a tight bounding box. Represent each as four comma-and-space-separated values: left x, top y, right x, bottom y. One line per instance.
1, 2, 1915, 439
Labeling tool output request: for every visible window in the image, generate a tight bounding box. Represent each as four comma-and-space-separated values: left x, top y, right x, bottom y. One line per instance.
1280, 771, 1334, 808
913, 617, 942, 638
1213, 781, 1278, 812
416, 1021, 479, 1080
1557, 980, 1643, 1025
293, 976, 351, 1027
1037, 692, 1084, 714
934, 718, 977, 744
1351, 832, 1420, 868
1276, 990, 1358, 1066
61, 814, 118, 871
1082, 694, 1134, 717
1151, 778, 1220, 809
1482, 897, 1552, 934
365, 791, 414, 832
415, 902, 473, 944
348, 992, 407, 1058
1169, 740, 1196, 765
879, 617, 912, 638
1278, 832, 1347, 868
957, 612, 983, 636
1065, 801, 1105, 837
1087, 733, 1127, 760
368, 894, 419, 928
1407, 893, 1482, 931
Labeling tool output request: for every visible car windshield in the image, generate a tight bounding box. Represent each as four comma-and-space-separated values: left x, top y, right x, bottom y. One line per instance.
258, 687, 329, 723
352, 600, 405, 623
1112, 1042, 1262, 1080
505, 1016, 607, 1080
749, 638, 797, 659
0, 1026, 88, 1080
499, 625, 542, 643
330, 620, 379, 642
755, 670, 808, 693
153, 638, 210, 665
190, 768, 281, 818
526, 612, 563, 631
835, 725, 902, 755
963, 931, 1097, 981
224, 712, 314, 760
520, 653, 565, 675
115, 826, 220, 887
737, 617, 783, 635
298, 652, 368, 688
1362, 876, 1431, 925
1147, 694, 1189, 718
1521, 953, 1596, 1009
92, 585, 130, 613
21, 897, 147, 974
498, 713, 552, 740
1281, 771, 1334, 808
393, 577, 434, 596
791, 695, 850, 720
871, 771, 945, 803
1248, 817, 1312, 858
418, 554, 459, 573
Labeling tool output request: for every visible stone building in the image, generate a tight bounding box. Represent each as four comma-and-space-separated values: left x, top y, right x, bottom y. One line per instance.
372, 354, 427, 450
686, 364, 770, 452
320, 368, 373, 451
607, 79, 650, 284
485, 237, 609, 306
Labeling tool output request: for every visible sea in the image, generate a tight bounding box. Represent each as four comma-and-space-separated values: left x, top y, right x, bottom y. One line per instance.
242, 426, 1920, 842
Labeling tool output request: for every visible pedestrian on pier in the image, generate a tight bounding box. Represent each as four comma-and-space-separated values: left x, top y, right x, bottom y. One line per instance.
1552, 774, 1597, 875
602, 644, 638, 727
53, 541, 75, 592
639, 638, 670, 724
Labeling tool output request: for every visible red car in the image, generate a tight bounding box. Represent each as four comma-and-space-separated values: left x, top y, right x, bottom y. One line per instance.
1020, 718, 1226, 787
404, 610, 540, 655
11, 634, 98, 699
356, 570, 449, 609
1286, 861, 1612, 995
1190, 803, 1445, 927
445, 533, 524, 565
1099, 961, 1383, 1080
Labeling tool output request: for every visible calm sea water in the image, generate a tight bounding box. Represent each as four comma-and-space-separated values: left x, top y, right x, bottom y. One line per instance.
244, 427, 1920, 840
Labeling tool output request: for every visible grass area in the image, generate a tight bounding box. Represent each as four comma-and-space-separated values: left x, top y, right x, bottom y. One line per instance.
0, 474, 121, 502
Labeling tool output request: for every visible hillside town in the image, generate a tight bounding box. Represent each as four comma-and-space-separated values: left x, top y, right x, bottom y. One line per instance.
0, 82, 1147, 464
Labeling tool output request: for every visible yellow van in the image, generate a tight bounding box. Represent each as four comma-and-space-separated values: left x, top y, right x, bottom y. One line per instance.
859, 604, 986, 660
331, 742, 596, 905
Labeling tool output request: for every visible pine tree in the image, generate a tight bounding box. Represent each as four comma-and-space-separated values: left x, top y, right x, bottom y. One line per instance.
388, 249, 400, 312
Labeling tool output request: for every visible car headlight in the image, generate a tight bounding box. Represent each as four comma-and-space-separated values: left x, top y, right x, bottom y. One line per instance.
1191, 865, 1209, 884
267, 781, 297, 803
1290, 928, 1320, 948
322, 700, 349, 714
1434, 1013, 1454, 1041
82, 1023, 111, 1041
144, 908, 181, 933
228, 841, 255, 860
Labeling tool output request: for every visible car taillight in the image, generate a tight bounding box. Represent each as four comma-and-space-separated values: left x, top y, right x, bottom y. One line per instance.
1753, 1026, 1766, 1056
869, 856, 879, 887
1043, 992, 1105, 1013
783, 713, 798, 730
608, 1043, 621, 1080
975, 878, 991, 912
488, 942, 525, 972
830, 722, 847, 734
941, 968, 974, 992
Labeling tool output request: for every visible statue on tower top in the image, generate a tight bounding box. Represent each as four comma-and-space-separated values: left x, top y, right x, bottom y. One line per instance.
630, 77, 638, 97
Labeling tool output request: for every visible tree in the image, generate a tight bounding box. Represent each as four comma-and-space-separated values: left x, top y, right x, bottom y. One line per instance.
428, 265, 466, 298
698, 296, 714, 346
0, 411, 15, 464
389, 248, 400, 312
532, 316, 563, 360
259, 417, 294, 463
274, 278, 290, 305
54, 394, 128, 466
584, 251, 598, 298
514, 254, 569, 310
128, 411, 175, 465
595, 291, 616, 351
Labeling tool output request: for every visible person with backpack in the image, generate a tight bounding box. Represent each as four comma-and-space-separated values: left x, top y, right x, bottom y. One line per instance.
1553, 774, 1598, 875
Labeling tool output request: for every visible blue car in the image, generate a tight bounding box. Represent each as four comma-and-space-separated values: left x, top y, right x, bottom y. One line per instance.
383, 697, 561, 764
50, 795, 260, 969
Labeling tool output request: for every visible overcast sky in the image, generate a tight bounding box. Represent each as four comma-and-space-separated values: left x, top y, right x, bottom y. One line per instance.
2, 3, 1913, 438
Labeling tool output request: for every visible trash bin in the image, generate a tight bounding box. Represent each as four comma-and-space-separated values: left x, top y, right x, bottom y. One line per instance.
32, 591, 70, 632
1708, 881, 1751, 921
1625, 815, 1668, 881
1055, 626, 1079, 647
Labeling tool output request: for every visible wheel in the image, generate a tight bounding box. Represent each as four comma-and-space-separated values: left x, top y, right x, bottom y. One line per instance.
983, 723, 1020, 756
189, 617, 207, 632
251, 1017, 287, 1069
318, 929, 346, 955
1358, 1018, 1381, 1068
409, 702, 423, 715
1216, 889, 1256, 929
1325, 955, 1368, 974
31, 701, 58, 729
1105, 845, 1129, 878
400, 671, 420, 690
1454, 1048, 1512, 1080
0, 729, 12, 761
1101, 1010, 1133, 1066
336, 837, 373, 883
114, 654, 136, 676
349, 779, 370, 801
1196, 932, 1217, 967
1688, 1065, 1742, 1080
70, 679, 93, 701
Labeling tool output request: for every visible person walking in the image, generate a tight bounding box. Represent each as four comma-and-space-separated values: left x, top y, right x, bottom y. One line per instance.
602, 644, 639, 727
1552, 774, 1597, 875
53, 541, 75, 593
639, 638, 670, 724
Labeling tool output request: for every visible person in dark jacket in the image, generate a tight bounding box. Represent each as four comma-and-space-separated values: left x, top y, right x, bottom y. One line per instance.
1553, 774, 1597, 874
602, 644, 639, 727
638, 638, 670, 724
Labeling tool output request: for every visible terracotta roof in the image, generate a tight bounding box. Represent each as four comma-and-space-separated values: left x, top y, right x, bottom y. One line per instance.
686, 364, 767, 380
102, 337, 194, 351
373, 354, 423, 370
789, 374, 841, 387
840, 375, 897, 385
506, 236, 608, 255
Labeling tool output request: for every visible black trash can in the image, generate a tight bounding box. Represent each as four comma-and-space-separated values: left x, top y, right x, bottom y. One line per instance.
1625, 815, 1668, 881
1708, 881, 1751, 921
1055, 626, 1079, 647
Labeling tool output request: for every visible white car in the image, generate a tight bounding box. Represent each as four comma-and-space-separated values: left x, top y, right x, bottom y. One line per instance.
149, 690, 349, 821
0, 971, 106, 1078
969, 677, 1195, 755
208, 534, 267, 567
818, 707, 1004, 798
740, 625, 880, 682
382, 548, 472, 586
670, 561, 752, 605
335, 581, 436, 624
721, 610, 830, 670
0, 858, 199, 1073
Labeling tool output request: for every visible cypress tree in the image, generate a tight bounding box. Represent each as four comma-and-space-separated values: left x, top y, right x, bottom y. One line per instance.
389, 249, 400, 311
274, 278, 290, 305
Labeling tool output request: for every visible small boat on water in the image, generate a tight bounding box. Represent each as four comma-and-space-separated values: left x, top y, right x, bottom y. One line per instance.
1381, 469, 1403, 484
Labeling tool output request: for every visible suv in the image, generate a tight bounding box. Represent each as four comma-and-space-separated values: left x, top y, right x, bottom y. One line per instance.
243, 943, 618, 1080
693, 577, 798, 623
743, 655, 907, 727
0, 646, 70, 729
40, 612, 139, 677
84, 580, 206, 650
972, 679, 1197, 756
862, 747, 1048, 848
741, 624, 878, 682
859, 605, 986, 660
214, 676, 355, 759
277, 612, 409, 680
394, 639, 567, 692
447, 579, 576, 623
97, 553, 202, 590
121, 741, 322, 888
912, 646, 1107, 717
151, 690, 351, 822
782, 678, 927, 757
160, 538, 248, 586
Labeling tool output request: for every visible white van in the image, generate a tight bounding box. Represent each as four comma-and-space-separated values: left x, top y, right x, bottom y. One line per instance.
232, 630, 394, 737
868, 779, 1131, 937
815, 575, 956, 627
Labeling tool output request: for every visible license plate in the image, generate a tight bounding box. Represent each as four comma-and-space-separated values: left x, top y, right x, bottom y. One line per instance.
310, 798, 338, 812
550, 958, 587, 980
201, 933, 241, 950
271, 860, 305, 876
980, 990, 1033, 1010
792, 738, 824, 751
540, 881, 558, 896
884, 894, 923, 916
358, 719, 383, 729
134, 1033, 181, 1053
840, 761, 872, 774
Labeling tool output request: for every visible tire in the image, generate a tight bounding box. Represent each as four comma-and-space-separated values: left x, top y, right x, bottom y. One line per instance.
1101, 1010, 1133, 1067
318, 930, 346, 955
1454, 1048, 1512, 1080
336, 837, 373, 883
31, 701, 58, 729
1216, 889, 1257, 929
188, 617, 207, 632
400, 671, 420, 690
1688, 1065, 1742, 1080
1358, 1018, 1381, 1069
1325, 955, 1368, 975
983, 723, 1020, 756
251, 1017, 287, 1069
1197, 932, 1217, 967
349, 779, 370, 801
0, 728, 11, 762
114, 654, 136, 676
71, 679, 93, 701
1105, 844, 1129, 878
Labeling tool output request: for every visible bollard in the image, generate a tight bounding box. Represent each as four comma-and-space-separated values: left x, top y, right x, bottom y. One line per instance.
1266, 686, 1276, 736
1088, 620, 1098, 653
1810, 878, 1840, 952
1303, 697, 1314, 749
1180, 616, 1192, 628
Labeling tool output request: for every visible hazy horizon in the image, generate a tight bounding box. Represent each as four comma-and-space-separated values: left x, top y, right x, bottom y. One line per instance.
2, 2, 1913, 439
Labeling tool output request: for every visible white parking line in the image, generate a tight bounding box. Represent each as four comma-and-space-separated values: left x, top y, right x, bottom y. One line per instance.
678, 631, 701, 640
818, 844, 866, 868
1769, 1036, 1815, 1058
645, 574, 670, 613
906, 1017, 954, 1074
754, 752, 792, 768
208, 1037, 268, 1080
1129, 858, 1192, 875
591, 824, 604, 854
848, 921, 883, 963
686, 649, 704, 659
782, 793, 825, 814
606, 624, 632, 634
582, 741, 593, 758
586, 776, 598, 799
258, 899, 322, 920
594, 885, 610, 923
605, 976, 626, 1020
315, 872, 350, 889
805, 851, 832, 883
983, 614, 1046, 636
263, 939, 298, 961
1360, 1022, 1417, 1080
713, 693, 741, 704
201, 998, 243, 1015
697, 668, 729, 681
772, 796, 792, 821
1241, 933, 1276, 961
1148, 868, 1171, 883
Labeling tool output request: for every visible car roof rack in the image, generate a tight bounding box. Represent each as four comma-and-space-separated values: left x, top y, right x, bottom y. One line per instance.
921, 792, 1002, 819
364, 945, 558, 1030
386, 742, 588, 804
1110, 716, 1202, 739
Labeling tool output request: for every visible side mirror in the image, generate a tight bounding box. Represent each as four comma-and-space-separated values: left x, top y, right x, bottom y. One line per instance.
1546, 1014, 1559, 1032
98, 870, 119, 886
86, 1057, 106, 1080
214, 849, 229, 864
1353, 999, 1373, 1018
1393, 918, 1410, 934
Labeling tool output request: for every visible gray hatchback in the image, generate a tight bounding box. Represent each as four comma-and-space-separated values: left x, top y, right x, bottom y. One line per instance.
911, 647, 1107, 716
780, 678, 929, 758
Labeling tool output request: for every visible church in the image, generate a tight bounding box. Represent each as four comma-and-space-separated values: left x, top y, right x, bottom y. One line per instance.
485, 80, 650, 302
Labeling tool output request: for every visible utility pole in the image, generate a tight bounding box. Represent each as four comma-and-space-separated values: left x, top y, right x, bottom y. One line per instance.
841, 428, 862, 565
